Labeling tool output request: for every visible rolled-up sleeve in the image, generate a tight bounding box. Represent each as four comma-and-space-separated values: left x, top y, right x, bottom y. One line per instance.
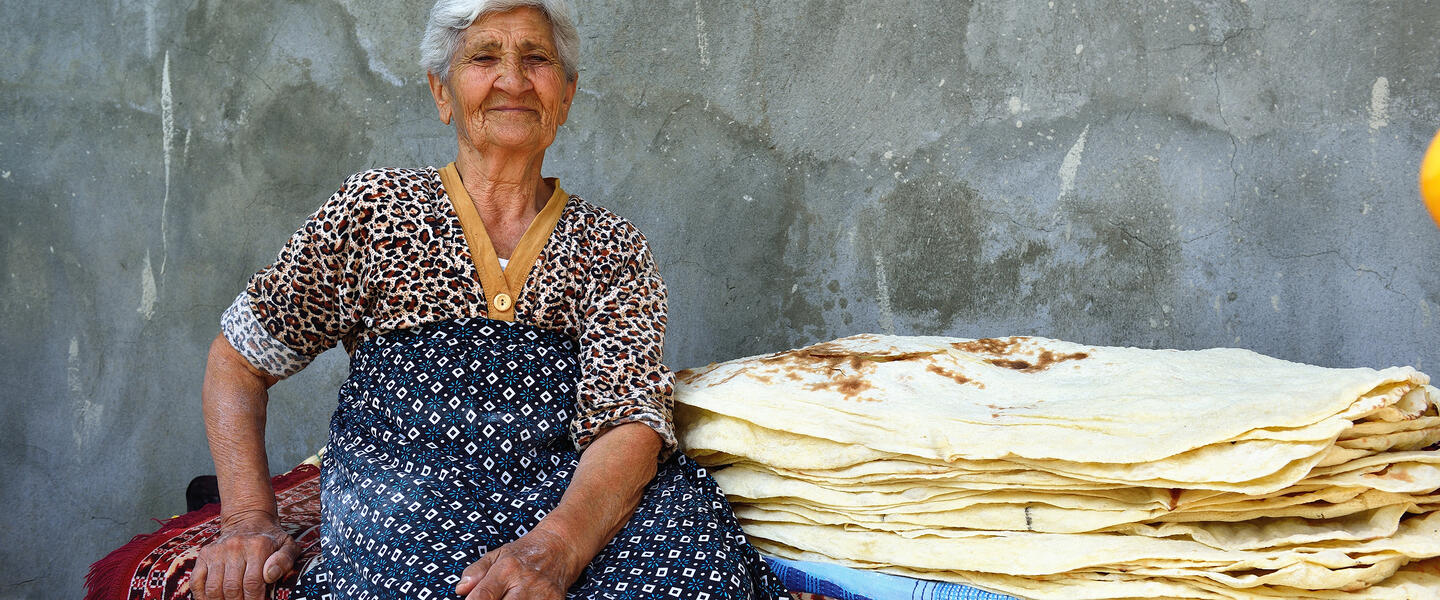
570, 230, 678, 459
220, 174, 369, 379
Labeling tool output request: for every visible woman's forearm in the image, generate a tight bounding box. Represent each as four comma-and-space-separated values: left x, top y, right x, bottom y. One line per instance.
201, 334, 282, 524
194, 334, 304, 600
534, 422, 662, 576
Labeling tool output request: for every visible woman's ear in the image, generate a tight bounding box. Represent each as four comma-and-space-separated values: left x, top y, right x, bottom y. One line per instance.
557, 75, 578, 127
427, 71, 452, 125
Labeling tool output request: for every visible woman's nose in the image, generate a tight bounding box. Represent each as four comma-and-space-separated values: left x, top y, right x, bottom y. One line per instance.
492, 54, 532, 93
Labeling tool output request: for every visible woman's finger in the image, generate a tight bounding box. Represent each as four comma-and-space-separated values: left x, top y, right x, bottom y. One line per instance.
190, 556, 210, 600
241, 555, 267, 600
456, 549, 497, 596
464, 569, 513, 600
263, 536, 301, 583
203, 556, 226, 600
222, 549, 249, 600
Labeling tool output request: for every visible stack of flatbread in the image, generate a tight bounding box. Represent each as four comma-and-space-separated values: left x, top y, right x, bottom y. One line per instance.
674, 335, 1440, 599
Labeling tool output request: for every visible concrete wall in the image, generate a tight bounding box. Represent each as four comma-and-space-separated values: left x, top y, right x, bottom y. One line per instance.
3, 0, 1437, 596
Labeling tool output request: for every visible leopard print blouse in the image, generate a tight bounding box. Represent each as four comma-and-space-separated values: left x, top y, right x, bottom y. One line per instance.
221, 167, 677, 455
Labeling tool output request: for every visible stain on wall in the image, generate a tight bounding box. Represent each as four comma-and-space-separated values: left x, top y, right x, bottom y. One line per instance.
2, 0, 1438, 596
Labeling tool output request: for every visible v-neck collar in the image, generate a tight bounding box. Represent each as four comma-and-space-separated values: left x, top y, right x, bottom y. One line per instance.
438, 162, 568, 322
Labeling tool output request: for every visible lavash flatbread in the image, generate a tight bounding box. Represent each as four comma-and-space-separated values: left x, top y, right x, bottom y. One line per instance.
676, 334, 1440, 599
678, 335, 1427, 466
740, 510, 1440, 575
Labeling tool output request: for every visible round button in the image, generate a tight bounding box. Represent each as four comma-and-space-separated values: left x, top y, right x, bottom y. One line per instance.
492, 293, 513, 312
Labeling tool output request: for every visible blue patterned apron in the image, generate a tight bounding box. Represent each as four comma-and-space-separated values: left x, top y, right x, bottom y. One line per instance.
292, 318, 787, 600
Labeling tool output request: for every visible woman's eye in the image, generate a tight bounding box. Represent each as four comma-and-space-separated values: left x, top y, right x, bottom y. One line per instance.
524, 55, 549, 65
473, 55, 498, 64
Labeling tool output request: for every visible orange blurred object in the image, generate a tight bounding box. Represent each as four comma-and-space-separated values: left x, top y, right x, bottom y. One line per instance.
1424, 129, 1440, 227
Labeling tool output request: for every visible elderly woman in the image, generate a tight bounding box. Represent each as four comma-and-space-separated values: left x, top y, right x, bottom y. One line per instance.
191, 1, 789, 599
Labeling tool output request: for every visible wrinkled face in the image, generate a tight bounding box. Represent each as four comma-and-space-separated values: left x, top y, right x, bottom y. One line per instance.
428, 7, 577, 156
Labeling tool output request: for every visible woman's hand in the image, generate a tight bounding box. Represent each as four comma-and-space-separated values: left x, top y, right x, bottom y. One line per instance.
455, 528, 582, 600
455, 423, 662, 599
191, 513, 301, 600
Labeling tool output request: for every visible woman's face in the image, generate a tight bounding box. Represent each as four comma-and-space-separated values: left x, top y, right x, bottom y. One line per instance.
429, 7, 577, 157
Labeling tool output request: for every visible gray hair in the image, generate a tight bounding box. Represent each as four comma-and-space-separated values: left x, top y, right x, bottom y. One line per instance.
420, 0, 580, 83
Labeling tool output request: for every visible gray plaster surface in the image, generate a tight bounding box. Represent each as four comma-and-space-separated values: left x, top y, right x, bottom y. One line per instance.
2, 0, 1438, 596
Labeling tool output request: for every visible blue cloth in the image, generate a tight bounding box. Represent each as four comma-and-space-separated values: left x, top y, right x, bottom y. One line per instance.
763, 556, 1019, 600
292, 318, 788, 599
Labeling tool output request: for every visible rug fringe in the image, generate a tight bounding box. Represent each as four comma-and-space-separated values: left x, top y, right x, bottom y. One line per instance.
84, 529, 158, 600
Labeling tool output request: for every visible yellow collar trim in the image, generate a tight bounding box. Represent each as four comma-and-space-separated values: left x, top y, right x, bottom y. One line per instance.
438, 162, 568, 322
